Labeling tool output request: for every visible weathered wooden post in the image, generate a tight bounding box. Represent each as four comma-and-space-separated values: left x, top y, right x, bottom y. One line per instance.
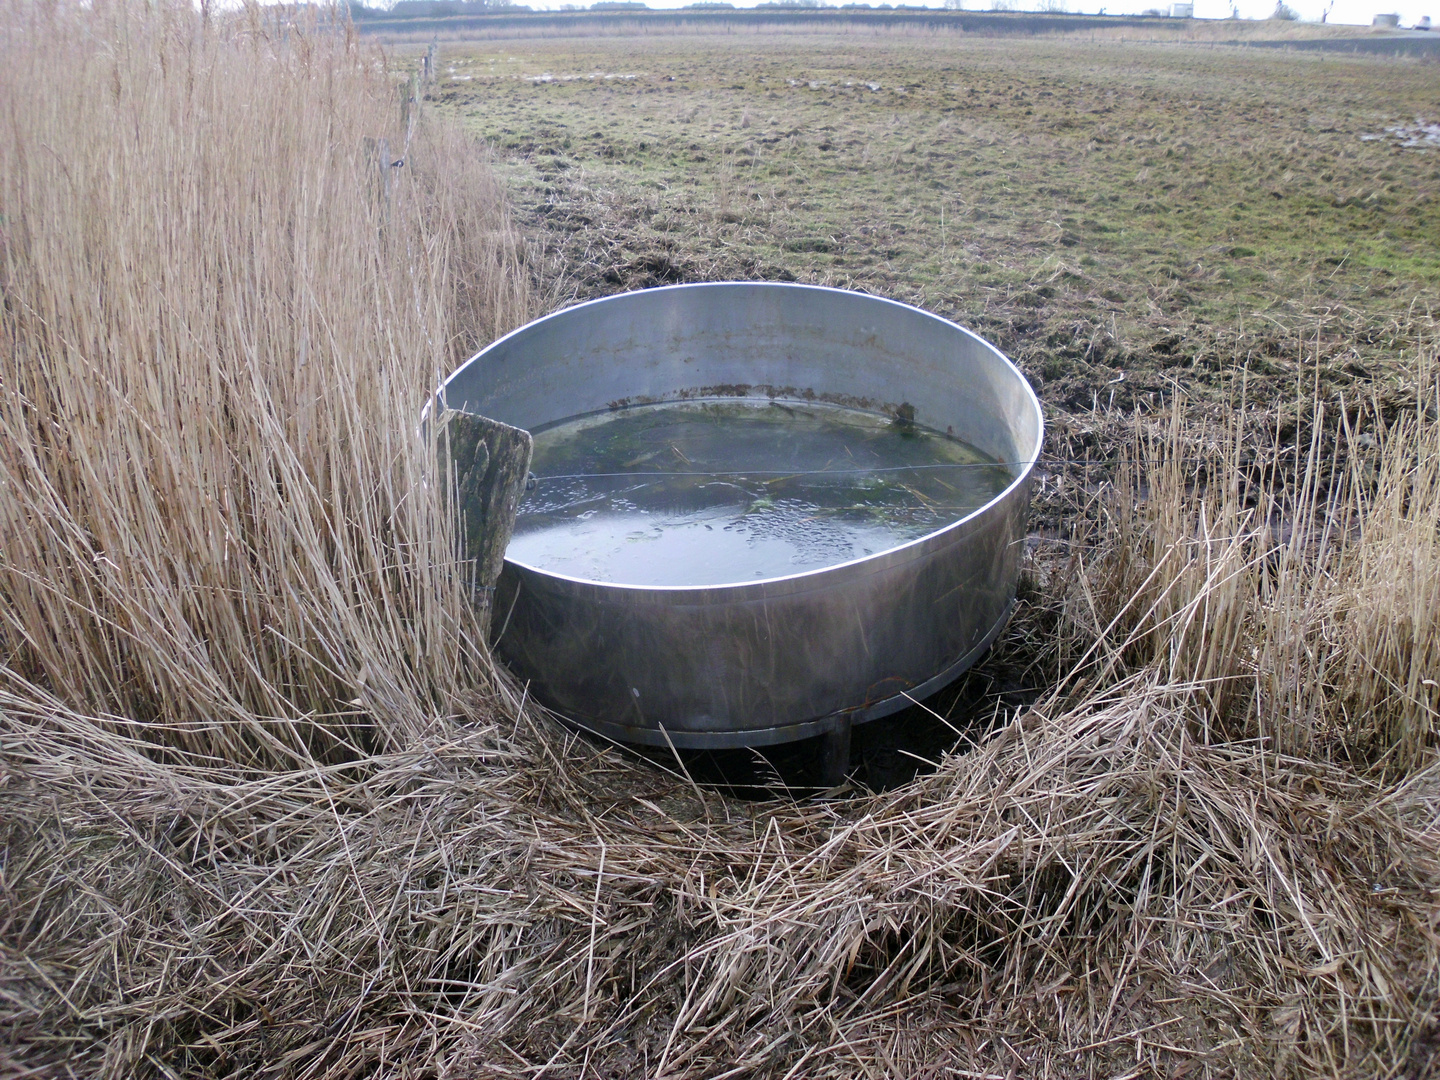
363, 135, 396, 228
436, 410, 533, 641
424, 41, 438, 85
399, 75, 419, 142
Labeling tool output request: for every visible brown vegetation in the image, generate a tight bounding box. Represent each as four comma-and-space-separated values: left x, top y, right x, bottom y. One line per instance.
1, 5, 1437, 1079
0, 0, 531, 768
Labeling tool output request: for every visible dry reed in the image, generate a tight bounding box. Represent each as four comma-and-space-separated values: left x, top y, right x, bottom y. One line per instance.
1, 3, 1437, 1078
1073, 361, 1440, 771
0, 0, 532, 769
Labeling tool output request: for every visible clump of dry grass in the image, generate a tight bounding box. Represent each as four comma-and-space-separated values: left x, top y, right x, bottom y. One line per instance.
1068, 358, 1440, 772
4, 650, 1437, 1076
0, 0, 531, 769
1, 3, 1438, 1078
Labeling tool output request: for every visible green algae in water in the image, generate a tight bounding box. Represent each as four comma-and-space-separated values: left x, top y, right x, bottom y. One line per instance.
508, 399, 1014, 586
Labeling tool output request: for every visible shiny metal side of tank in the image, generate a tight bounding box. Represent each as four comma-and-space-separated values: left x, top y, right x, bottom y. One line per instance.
440, 283, 1043, 749
491, 481, 1028, 748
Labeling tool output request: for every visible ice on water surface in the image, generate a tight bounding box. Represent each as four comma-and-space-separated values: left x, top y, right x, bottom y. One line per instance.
507, 399, 1013, 587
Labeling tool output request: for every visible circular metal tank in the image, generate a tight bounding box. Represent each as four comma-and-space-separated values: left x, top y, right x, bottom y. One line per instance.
439, 283, 1043, 750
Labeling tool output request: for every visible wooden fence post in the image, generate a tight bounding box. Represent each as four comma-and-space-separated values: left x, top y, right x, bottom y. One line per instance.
436, 410, 534, 641
399, 76, 417, 142
363, 135, 396, 227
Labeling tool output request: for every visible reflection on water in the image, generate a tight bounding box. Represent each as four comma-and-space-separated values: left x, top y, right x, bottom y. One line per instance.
508, 399, 1013, 586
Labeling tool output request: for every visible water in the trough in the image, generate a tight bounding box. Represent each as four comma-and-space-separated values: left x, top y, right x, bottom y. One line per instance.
508, 399, 1013, 586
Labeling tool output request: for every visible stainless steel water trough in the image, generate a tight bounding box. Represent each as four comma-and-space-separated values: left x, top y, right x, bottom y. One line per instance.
438, 283, 1043, 756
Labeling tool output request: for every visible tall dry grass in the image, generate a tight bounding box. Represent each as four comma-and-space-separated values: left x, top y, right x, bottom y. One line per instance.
1070, 361, 1440, 772
0, 0, 532, 769
1, 3, 1437, 1077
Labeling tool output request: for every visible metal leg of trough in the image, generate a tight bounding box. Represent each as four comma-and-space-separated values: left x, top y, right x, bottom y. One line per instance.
818, 718, 852, 788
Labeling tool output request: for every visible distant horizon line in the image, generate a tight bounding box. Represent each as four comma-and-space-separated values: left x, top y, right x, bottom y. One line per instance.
342, 1, 1427, 29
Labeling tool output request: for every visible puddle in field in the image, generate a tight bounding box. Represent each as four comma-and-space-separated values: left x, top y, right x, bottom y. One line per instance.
786, 77, 884, 93
527, 72, 641, 83
1360, 120, 1440, 148
508, 399, 1014, 587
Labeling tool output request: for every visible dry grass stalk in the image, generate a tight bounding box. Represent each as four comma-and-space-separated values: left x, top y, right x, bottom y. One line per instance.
1318, 369, 1440, 770
0, 0, 532, 769
1063, 352, 1440, 772
3, 672, 1436, 1077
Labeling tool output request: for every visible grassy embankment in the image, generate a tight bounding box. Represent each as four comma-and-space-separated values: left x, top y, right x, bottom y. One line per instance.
2, 8, 1438, 1079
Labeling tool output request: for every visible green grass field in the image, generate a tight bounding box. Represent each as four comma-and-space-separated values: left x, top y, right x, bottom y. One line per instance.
432, 31, 1438, 412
